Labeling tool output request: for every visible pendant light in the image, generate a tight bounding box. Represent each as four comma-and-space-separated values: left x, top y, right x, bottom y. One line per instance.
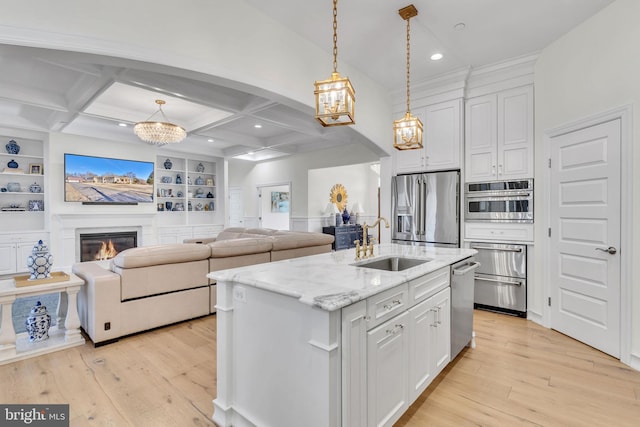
134, 99, 186, 145
314, 0, 355, 127
393, 5, 423, 150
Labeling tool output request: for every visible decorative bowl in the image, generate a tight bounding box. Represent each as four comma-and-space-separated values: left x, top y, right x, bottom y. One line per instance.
7, 182, 21, 192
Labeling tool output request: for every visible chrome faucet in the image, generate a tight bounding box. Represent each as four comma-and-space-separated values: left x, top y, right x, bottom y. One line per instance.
357, 217, 390, 259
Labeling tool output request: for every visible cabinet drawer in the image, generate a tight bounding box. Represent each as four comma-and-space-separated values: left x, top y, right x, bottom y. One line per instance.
367, 284, 408, 330
464, 222, 533, 243
408, 267, 450, 306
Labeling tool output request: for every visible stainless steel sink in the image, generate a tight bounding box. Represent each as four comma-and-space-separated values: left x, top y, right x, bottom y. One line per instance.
353, 256, 431, 272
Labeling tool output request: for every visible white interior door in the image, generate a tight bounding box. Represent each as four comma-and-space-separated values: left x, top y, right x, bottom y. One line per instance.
549, 119, 621, 358
258, 184, 290, 230
228, 187, 243, 227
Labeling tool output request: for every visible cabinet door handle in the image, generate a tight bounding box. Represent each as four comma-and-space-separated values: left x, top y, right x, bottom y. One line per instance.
385, 324, 405, 336
383, 300, 402, 311
498, 164, 503, 175
436, 306, 442, 325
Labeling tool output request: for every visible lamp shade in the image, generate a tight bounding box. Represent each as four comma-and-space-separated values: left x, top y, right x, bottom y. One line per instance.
351, 202, 364, 214
325, 202, 340, 214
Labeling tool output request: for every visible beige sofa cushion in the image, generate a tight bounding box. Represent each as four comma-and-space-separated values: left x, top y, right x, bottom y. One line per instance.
208, 237, 273, 258
271, 231, 334, 250
112, 244, 211, 269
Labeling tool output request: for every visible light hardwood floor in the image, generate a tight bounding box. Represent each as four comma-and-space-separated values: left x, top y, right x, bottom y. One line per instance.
1, 310, 639, 426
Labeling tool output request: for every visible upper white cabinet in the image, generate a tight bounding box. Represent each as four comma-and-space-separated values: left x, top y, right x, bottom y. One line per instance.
465, 85, 534, 182
395, 99, 462, 174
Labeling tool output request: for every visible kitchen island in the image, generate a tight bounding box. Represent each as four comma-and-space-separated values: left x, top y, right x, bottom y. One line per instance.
209, 243, 476, 427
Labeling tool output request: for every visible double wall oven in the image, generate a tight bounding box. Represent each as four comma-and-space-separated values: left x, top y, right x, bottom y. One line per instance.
465, 179, 532, 317
464, 178, 533, 223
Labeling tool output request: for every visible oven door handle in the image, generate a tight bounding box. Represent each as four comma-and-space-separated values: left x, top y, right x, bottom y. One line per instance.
471, 245, 523, 252
465, 191, 531, 198
475, 276, 523, 286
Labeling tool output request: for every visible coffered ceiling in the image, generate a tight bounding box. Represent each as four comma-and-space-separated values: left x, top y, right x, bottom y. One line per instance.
0, 0, 613, 160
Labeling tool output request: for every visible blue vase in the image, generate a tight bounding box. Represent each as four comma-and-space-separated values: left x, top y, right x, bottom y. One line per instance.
25, 301, 51, 342
5, 139, 20, 154
176, 174, 182, 184
7, 159, 18, 169
342, 207, 350, 225
27, 240, 53, 280
164, 158, 172, 169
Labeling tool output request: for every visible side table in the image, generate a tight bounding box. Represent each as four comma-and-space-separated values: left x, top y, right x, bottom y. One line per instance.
322, 225, 364, 251
0, 273, 85, 365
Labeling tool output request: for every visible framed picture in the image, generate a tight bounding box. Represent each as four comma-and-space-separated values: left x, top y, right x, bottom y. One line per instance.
271, 191, 289, 213
206, 178, 214, 186
28, 200, 44, 211
29, 163, 43, 175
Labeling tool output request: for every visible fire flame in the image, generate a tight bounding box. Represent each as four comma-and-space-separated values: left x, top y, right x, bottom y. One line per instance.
95, 240, 118, 260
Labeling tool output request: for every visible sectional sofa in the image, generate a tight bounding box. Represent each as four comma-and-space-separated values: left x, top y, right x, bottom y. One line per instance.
72, 228, 334, 345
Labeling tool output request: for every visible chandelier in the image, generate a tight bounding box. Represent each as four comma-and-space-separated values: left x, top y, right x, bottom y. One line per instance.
134, 99, 187, 145
393, 5, 423, 150
314, 0, 355, 127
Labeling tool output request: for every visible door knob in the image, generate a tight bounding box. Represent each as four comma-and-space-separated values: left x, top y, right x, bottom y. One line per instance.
595, 246, 617, 255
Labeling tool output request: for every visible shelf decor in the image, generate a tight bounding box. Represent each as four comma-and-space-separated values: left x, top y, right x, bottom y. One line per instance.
29, 163, 43, 174
5, 139, 20, 154
25, 301, 51, 342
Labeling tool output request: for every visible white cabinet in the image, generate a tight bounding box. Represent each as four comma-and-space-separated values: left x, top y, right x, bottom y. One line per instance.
465, 85, 533, 182
342, 267, 451, 427
367, 310, 410, 427
395, 99, 462, 174
0, 232, 50, 275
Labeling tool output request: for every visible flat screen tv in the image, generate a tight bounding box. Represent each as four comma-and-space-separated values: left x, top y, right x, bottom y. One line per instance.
64, 153, 154, 204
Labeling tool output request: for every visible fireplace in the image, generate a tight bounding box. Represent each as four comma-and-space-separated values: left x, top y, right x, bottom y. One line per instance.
79, 231, 137, 262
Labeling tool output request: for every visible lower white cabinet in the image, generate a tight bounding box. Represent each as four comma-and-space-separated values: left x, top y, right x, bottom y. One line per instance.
368, 311, 410, 427
343, 268, 451, 427
0, 232, 50, 276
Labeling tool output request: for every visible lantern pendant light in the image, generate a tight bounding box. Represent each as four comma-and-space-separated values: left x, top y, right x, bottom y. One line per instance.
393, 5, 423, 150
314, 0, 355, 127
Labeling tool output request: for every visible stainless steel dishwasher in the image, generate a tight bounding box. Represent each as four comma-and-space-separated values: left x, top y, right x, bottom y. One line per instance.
450, 257, 480, 359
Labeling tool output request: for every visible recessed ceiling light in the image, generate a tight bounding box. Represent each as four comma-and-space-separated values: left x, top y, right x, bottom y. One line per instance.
248, 151, 255, 155
454, 22, 466, 31
118, 123, 128, 127
430, 53, 443, 61
254, 124, 262, 129
207, 139, 214, 142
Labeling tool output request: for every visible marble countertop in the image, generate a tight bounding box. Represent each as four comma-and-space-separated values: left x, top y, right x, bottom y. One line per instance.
208, 243, 476, 311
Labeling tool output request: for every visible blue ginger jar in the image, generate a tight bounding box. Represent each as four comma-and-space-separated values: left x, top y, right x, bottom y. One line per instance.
7, 159, 18, 169
25, 301, 51, 342
5, 139, 20, 154
164, 158, 172, 169
27, 240, 53, 280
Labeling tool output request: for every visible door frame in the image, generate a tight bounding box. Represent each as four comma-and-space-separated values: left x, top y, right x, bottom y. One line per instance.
256, 181, 292, 230
543, 104, 633, 365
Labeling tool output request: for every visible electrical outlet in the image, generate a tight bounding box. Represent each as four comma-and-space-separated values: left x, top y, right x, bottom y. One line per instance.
233, 286, 247, 303
104, 322, 111, 331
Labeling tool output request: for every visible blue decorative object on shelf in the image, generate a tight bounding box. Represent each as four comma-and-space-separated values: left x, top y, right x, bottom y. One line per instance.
27, 240, 53, 280
7, 159, 18, 169
25, 301, 51, 342
196, 162, 205, 173
209, 201, 215, 211
175, 174, 182, 184
161, 176, 172, 184
164, 158, 173, 169
195, 176, 204, 185
29, 182, 41, 193
5, 139, 20, 154
342, 207, 350, 225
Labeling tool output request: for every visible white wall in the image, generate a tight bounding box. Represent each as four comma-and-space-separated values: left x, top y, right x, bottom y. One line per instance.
228, 144, 381, 230
308, 163, 379, 228
534, 0, 640, 362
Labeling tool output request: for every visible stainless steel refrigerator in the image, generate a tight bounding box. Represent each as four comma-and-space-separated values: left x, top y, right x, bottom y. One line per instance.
391, 170, 460, 247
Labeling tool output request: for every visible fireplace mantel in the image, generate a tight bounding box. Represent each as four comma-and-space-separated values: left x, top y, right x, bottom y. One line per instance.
53, 213, 156, 269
